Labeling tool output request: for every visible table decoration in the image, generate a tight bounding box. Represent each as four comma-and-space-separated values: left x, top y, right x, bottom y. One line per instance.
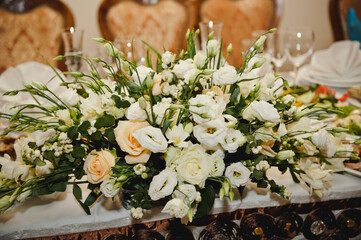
0, 29, 360, 225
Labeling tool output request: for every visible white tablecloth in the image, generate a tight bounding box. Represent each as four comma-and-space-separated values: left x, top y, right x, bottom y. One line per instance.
1, 168, 361, 239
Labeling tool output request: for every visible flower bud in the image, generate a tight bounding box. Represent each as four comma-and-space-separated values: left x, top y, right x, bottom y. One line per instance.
219, 188, 225, 200
92, 37, 106, 43
314, 189, 323, 198
229, 190, 234, 201
252, 57, 266, 69
24, 84, 33, 89
144, 73, 154, 89
65, 72, 84, 78
118, 175, 127, 181
90, 70, 99, 78
70, 109, 77, 122
208, 31, 214, 41
194, 53, 207, 69
277, 150, 295, 160
268, 28, 277, 33
332, 127, 348, 133
353, 139, 361, 145
44, 105, 58, 111
179, 49, 185, 59
104, 42, 119, 58
195, 29, 200, 36
254, 35, 267, 50
143, 95, 151, 101
119, 51, 125, 58
53, 55, 65, 61
207, 40, 219, 58
188, 208, 194, 223
202, 69, 215, 75
186, 29, 191, 40
170, 104, 184, 110
263, 122, 274, 128
141, 173, 148, 179
227, 43, 232, 53
184, 122, 193, 134
58, 125, 69, 132
0, 195, 12, 212
32, 81, 47, 90
200, 113, 211, 119
138, 97, 148, 110
222, 181, 230, 196
92, 57, 101, 63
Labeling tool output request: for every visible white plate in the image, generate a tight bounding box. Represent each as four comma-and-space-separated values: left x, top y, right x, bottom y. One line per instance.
345, 167, 361, 178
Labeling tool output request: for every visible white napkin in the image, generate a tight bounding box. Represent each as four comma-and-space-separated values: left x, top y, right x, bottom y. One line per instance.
298, 40, 361, 88
0, 61, 65, 106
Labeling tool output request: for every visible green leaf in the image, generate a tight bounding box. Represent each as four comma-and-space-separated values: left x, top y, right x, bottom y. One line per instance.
145, 49, 153, 69
126, 81, 141, 92
72, 145, 86, 159
230, 86, 240, 104
78, 121, 90, 135
65, 153, 75, 163
161, 119, 172, 134
51, 182, 67, 192
105, 128, 115, 144
111, 95, 131, 108
194, 184, 215, 219
94, 115, 115, 129
91, 131, 102, 141
289, 168, 300, 183
34, 158, 46, 166
67, 126, 79, 140
252, 169, 263, 180
73, 184, 82, 200
257, 181, 268, 188
84, 191, 101, 206
32, 187, 53, 196
74, 196, 90, 215
142, 40, 162, 61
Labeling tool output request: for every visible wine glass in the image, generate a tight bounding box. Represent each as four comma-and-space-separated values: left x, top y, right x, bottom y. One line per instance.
199, 21, 223, 51
266, 31, 287, 73
113, 36, 145, 65
61, 27, 84, 72
285, 26, 315, 84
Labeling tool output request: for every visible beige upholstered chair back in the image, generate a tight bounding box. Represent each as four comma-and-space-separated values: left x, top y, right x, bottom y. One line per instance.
0, 0, 74, 74
200, 0, 283, 66
98, 0, 198, 56
330, 0, 361, 41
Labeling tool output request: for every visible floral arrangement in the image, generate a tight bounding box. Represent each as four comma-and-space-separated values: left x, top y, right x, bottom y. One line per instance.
0, 29, 359, 222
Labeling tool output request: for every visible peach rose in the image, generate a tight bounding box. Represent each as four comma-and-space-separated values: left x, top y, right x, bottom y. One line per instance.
114, 121, 151, 164
84, 149, 116, 184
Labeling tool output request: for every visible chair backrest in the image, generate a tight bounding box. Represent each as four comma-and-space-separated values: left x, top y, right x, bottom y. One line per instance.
0, 0, 74, 74
329, 0, 361, 41
199, 0, 283, 66
98, 0, 198, 56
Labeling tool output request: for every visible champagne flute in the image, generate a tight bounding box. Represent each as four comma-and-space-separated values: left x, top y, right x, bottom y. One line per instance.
266, 31, 287, 73
285, 26, 315, 84
61, 27, 84, 72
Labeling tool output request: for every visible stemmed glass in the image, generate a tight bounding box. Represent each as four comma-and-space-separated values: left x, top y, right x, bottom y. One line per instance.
285, 26, 315, 84
113, 36, 145, 65
266, 31, 287, 73
61, 27, 84, 72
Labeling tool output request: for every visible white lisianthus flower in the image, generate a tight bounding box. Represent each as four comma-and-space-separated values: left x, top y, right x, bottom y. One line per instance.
312, 129, 337, 158
13, 136, 33, 162
207, 39, 219, 58
133, 126, 168, 153
35, 160, 54, 176
164, 146, 182, 168
242, 100, 280, 123
173, 184, 197, 203
162, 198, 189, 218
189, 94, 226, 123
255, 127, 276, 142
125, 102, 148, 121
59, 88, 80, 106
209, 153, 225, 177
213, 66, 239, 86
193, 119, 227, 148
132, 65, 154, 84
184, 68, 200, 84
148, 168, 177, 201
256, 160, 270, 171
297, 139, 319, 155
283, 94, 296, 104
56, 109, 73, 126
100, 178, 120, 197
153, 98, 172, 125
31, 129, 56, 146
176, 144, 211, 188
166, 124, 190, 148
194, 53, 207, 69
0, 155, 32, 182
172, 59, 196, 79
162, 51, 176, 68
225, 162, 251, 188
130, 207, 143, 219
221, 128, 243, 153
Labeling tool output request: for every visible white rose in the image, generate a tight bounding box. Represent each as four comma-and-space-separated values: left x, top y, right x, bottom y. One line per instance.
148, 168, 177, 201
166, 124, 190, 148
35, 160, 54, 176
242, 100, 280, 123
125, 102, 148, 121
100, 178, 120, 197
213, 66, 239, 86
133, 126, 168, 153
162, 198, 189, 218
172, 59, 196, 79
225, 162, 251, 187
312, 129, 337, 158
56, 109, 73, 126
176, 144, 211, 188
132, 66, 154, 84
59, 88, 80, 106
194, 53, 207, 69
221, 128, 243, 153
173, 184, 197, 203
193, 119, 227, 148
207, 39, 219, 57
30, 129, 56, 146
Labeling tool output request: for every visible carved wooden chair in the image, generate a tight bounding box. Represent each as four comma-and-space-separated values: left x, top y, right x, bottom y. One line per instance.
329, 0, 361, 41
199, 0, 283, 66
98, 0, 199, 56
0, 0, 74, 73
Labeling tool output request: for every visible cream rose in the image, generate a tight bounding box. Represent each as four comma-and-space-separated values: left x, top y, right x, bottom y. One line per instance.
213, 66, 239, 86
225, 162, 251, 187
133, 126, 168, 153
176, 144, 211, 188
114, 121, 151, 164
148, 168, 177, 201
242, 100, 280, 123
83, 149, 116, 184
